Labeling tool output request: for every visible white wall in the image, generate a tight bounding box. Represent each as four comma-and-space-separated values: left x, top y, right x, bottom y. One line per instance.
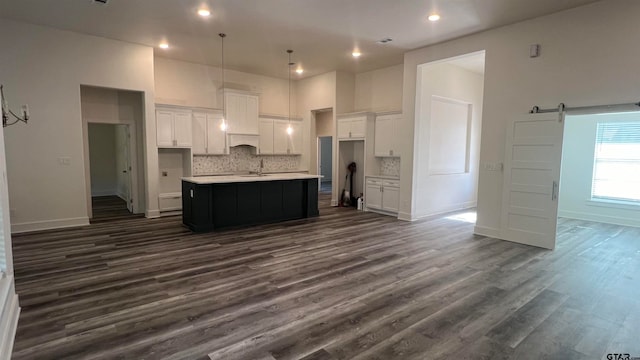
316, 111, 334, 137
88, 124, 118, 196
355, 64, 404, 112
559, 112, 640, 228
335, 71, 355, 115
411, 63, 483, 218
297, 71, 336, 179
0, 19, 158, 232
154, 57, 297, 116
400, 0, 640, 237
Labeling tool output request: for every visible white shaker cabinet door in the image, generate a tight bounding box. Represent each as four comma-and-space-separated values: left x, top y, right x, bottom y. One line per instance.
192, 113, 207, 154
173, 111, 192, 147
156, 110, 174, 147
207, 113, 226, 154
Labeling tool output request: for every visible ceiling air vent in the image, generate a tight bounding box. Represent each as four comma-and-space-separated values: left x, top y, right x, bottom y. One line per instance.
93, 0, 109, 5
376, 38, 393, 44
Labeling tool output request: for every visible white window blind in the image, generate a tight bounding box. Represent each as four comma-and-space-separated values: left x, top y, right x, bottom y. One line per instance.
592, 121, 640, 203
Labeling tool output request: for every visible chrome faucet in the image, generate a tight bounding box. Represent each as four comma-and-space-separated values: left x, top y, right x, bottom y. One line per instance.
257, 159, 264, 176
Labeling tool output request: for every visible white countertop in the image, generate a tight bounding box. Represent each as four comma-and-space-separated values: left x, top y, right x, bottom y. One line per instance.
183, 173, 323, 184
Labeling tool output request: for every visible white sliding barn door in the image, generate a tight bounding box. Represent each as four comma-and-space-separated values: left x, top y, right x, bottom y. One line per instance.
501, 112, 564, 249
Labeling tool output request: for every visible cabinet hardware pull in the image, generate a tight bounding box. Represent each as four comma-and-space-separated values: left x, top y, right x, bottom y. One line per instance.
551, 181, 558, 201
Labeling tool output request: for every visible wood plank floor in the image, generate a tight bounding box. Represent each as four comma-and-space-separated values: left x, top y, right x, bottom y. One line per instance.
11, 195, 640, 359
91, 196, 142, 223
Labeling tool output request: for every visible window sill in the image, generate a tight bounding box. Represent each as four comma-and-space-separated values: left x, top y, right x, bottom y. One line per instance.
586, 198, 640, 211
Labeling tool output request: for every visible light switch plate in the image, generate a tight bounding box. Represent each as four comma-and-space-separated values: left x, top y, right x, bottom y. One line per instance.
58, 157, 71, 166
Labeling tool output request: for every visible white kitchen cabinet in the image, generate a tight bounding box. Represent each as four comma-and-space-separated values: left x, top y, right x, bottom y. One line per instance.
273, 120, 289, 154
365, 179, 383, 210
337, 116, 366, 139
290, 121, 302, 154
259, 118, 302, 155
193, 112, 226, 155
365, 177, 400, 214
156, 108, 192, 148
221, 90, 259, 135
374, 114, 401, 157
381, 181, 400, 213
258, 119, 274, 154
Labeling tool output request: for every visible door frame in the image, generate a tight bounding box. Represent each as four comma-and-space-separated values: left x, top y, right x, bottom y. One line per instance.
84, 121, 139, 218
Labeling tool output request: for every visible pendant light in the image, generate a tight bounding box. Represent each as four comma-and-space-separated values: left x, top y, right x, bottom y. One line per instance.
219, 33, 228, 132
286, 49, 294, 135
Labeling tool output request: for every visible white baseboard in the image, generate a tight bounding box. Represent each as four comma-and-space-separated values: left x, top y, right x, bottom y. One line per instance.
473, 225, 501, 238
146, 209, 161, 219
116, 191, 127, 202
91, 189, 117, 197
410, 201, 478, 222
330, 199, 338, 207
397, 211, 416, 221
11, 216, 90, 234
558, 209, 640, 228
0, 277, 20, 360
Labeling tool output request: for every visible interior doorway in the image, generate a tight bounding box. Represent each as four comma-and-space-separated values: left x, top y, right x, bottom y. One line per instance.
80, 85, 145, 220
314, 108, 334, 194
414, 50, 485, 220
318, 136, 333, 193
87, 123, 134, 220
559, 111, 640, 228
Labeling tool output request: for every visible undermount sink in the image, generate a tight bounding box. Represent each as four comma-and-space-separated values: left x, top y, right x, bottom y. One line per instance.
239, 174, 270, 177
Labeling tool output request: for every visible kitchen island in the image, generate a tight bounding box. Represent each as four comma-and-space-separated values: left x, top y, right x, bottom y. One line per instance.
182, 173, 320, 232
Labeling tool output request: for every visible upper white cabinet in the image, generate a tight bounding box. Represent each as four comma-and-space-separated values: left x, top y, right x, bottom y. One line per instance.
193, 112, 226, 155
259, 117, 302, 155
258, 119, 274, 154
337, 116, 366, 139
156, 108, 192, 148
374, 114, 401, 157
220, 90, 259, 135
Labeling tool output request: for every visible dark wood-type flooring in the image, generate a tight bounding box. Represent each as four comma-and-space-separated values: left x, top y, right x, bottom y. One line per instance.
91, 196, 142, 223
11, 194, 640, 359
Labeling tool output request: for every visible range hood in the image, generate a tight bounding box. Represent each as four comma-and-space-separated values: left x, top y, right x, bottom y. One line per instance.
228, 133, 259, 148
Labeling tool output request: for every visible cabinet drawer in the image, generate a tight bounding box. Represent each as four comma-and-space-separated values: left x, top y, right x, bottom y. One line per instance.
366, 179, 383, 186
159, 193, 182, 211
383, 180, 399, 187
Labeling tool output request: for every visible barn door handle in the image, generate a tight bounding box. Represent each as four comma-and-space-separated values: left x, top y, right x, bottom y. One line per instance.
551, 181, 558, 201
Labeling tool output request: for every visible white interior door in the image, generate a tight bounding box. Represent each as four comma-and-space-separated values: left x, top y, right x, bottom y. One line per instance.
500, 112, 565, 249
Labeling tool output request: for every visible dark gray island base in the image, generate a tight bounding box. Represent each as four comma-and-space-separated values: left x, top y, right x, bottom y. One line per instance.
182, 174, 320, 232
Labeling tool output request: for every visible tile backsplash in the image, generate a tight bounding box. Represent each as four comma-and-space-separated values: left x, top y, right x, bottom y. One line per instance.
380, 157, 401, 177
193, 146, 301, 175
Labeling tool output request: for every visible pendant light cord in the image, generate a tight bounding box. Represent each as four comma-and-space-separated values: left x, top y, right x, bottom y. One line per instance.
287, 50, 293, 128
220, 33, 226, 122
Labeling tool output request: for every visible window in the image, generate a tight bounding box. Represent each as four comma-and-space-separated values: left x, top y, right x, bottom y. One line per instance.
591, 121, 640, 203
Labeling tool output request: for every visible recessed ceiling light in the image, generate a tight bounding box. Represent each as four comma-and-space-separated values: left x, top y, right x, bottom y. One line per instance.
159, 43, 169, 49
352, 51, 361, 58
296, 68, 304, 74
198, 9, 211, 17
428, 14, 441, 21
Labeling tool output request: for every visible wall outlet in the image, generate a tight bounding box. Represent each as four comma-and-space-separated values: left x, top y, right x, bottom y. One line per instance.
483, 162, 503, 171
58, 157, 71, 166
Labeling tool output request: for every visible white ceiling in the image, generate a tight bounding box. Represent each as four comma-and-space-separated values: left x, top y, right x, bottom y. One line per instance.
0, 0, 599, 79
